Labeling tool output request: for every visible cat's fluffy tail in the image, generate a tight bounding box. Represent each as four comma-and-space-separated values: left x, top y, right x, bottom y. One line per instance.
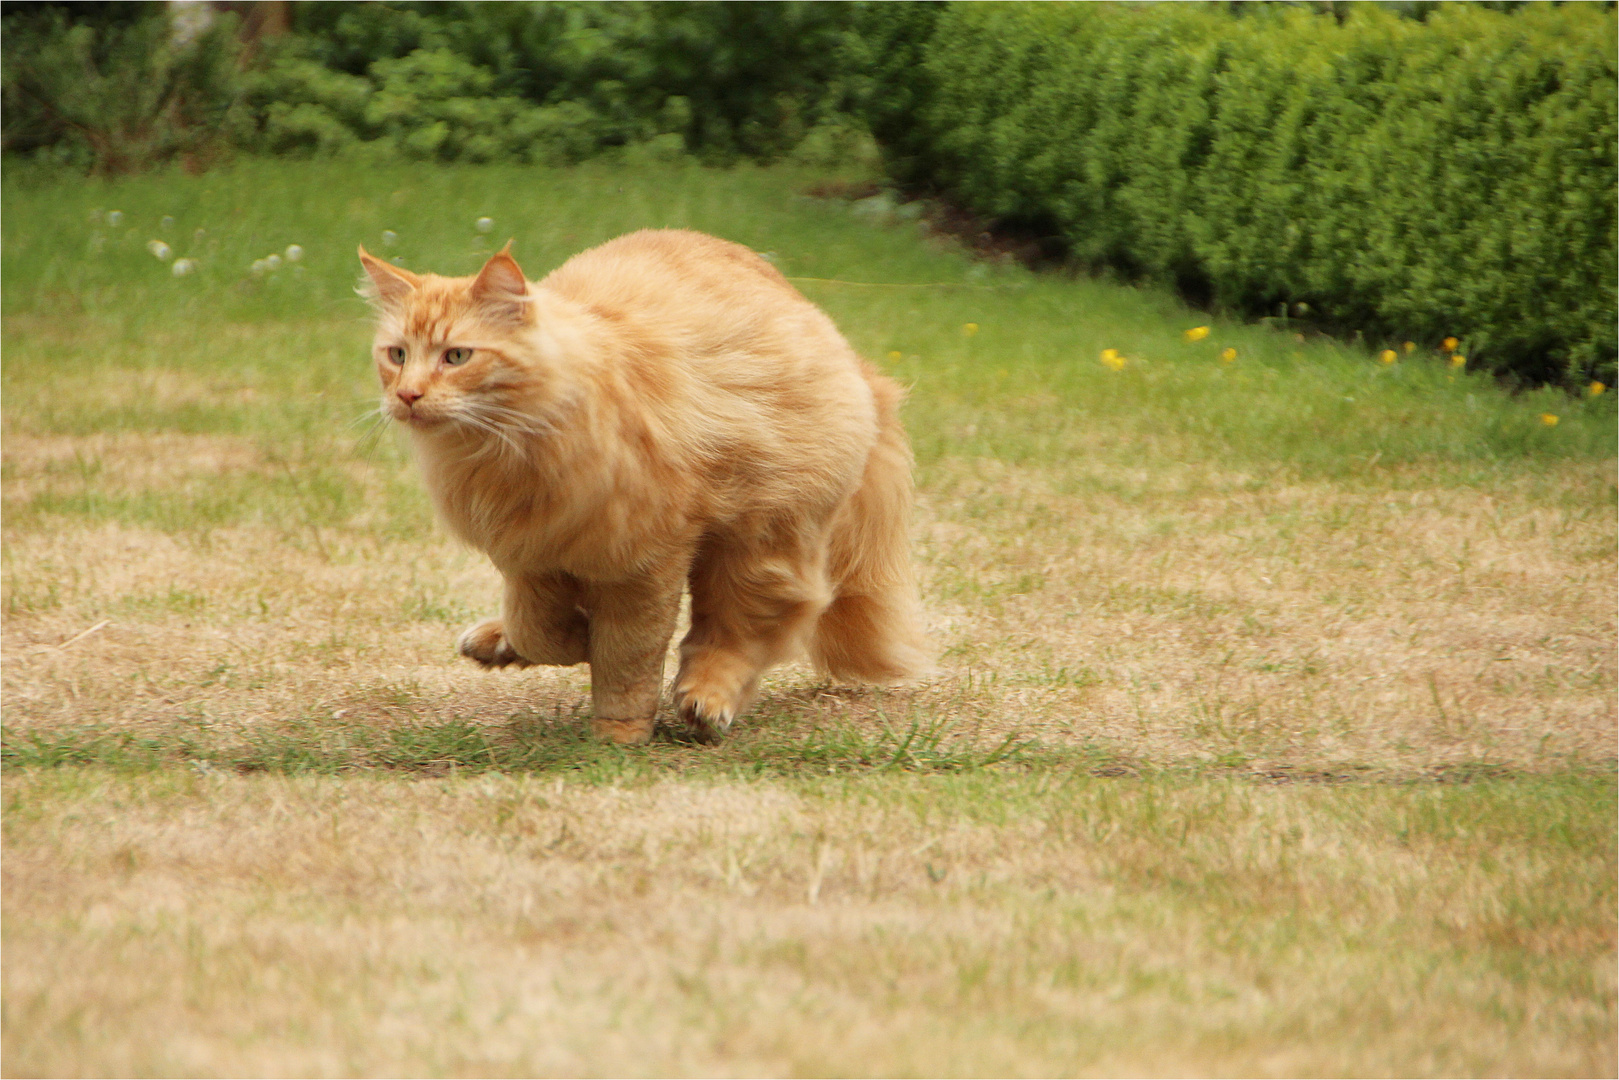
809, 365, 934, 684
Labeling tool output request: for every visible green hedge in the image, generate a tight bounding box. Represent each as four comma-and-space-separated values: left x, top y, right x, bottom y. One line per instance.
2, 1, 876, 171
890, 3, 1616, 385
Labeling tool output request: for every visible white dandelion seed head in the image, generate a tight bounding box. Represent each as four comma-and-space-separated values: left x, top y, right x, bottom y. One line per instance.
285, 244, 304, 262
265, 253, 283, 271
147, 239, 172, 260
172, 258, 196, 277
251, 259, 267, 276
107, 210, 124, 227
475, 217, 494, 234
382, 230, 398, 247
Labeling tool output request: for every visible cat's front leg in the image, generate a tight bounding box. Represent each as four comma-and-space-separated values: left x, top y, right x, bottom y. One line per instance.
458, 571, 589, 668
581, 569, 684, 746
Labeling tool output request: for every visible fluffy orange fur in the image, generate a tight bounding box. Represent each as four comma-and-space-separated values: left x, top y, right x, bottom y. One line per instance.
359, 230, 930, 744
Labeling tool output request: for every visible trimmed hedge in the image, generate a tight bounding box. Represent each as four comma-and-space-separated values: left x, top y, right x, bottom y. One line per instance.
884, 3, 1616, 385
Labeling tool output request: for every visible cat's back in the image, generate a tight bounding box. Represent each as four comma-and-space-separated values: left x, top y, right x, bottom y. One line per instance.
542, 229, 796, 311
539, 230, 854, 371
537, 228, 878, 480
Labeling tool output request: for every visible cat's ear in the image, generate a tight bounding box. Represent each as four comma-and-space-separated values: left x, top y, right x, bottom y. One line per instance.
357, 245, 420, 308
470, 241, 531, 324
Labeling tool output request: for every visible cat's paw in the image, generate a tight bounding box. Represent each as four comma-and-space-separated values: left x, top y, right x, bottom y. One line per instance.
456, 619, 532, 669
674, 686, 735, 745
590, 715, 654, 746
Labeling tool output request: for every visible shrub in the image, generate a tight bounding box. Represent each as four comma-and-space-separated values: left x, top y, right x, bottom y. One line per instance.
1, 3, 248, 173
270, 0, 872, 165
897, 3, 1617, 386
242, 57, 373, 156
5, 1, 880, 171
852, 1, 946, 186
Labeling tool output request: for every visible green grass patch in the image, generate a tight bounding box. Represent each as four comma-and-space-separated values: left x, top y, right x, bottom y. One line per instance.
3, 158, 1612, 483
8, 714, 1606, 792
0, 711, 1061, 784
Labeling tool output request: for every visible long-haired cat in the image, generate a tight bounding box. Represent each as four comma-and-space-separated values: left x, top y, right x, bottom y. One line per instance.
359, 230, 930, 744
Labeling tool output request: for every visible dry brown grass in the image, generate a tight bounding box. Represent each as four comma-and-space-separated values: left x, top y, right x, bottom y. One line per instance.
4, 424, 1613, 1076
4, 427, 1612, 776
5, 768, 1613, 1077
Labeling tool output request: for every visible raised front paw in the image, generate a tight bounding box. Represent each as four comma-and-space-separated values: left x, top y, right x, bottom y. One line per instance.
456, 618, 531, 669
674, 684, 736, 745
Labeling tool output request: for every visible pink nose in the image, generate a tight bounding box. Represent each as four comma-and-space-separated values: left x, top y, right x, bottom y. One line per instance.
397, 388, 423, 406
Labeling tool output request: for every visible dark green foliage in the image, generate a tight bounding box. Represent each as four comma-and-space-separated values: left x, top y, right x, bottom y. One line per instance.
248, 1, 874, 165
0, 3, 249, 173
897, 3, 1617, 385
3, 1, 878, 169
850, 1, 946, 186
241, 56, 372, 157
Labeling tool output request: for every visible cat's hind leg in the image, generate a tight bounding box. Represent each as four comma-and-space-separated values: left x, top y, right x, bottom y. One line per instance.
675, 536, 832, 743
458, 571, 589, 668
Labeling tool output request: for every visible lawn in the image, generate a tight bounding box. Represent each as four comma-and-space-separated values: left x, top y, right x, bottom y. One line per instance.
2, 157, 1614, 1077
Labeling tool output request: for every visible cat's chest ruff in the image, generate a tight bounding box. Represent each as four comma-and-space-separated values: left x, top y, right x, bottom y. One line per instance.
430, 454, 558, 546
423, 447, 664, 579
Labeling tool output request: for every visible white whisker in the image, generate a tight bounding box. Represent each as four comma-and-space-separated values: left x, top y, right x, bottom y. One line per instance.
452, 409, 529, 460
346, 402, 388, 430
468, 401, 559, 439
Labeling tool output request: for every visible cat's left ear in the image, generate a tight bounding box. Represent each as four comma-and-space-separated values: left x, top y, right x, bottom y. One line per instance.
471, 241, 531, 325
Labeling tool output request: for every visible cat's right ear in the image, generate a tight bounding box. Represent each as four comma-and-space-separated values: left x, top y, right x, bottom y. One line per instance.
357, 245, 421, 308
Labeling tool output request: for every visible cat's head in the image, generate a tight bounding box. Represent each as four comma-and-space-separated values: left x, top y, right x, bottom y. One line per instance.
359, 244, 543, 436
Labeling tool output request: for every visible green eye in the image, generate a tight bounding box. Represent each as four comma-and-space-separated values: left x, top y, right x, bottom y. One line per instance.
385, 346, 406, 365
443, 347, 473, 365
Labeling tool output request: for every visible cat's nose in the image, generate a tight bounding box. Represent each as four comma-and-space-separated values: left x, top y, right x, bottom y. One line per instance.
397, 388, 424, 406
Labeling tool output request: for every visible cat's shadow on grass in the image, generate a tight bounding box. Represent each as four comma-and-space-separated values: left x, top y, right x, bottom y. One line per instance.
653, 683, 891, 746
488, 682, 898, 750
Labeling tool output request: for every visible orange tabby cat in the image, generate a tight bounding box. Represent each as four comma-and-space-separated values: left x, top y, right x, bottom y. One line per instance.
359, 230, 930, 744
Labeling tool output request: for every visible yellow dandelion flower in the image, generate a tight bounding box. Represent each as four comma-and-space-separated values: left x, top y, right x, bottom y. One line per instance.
1184, 325, 1210, 342
1402, 341, 1416, 354
963, 322, 979, 337
887, 350, 902, 362
1450, 353, 1467, 369
1378, 349, 1396, 365
1100, 348, 1126, 371
1220, 347, 1237, 363
1540, 413, 1559, 427
1442, 336, 1459, 352
1590, 381, 1607, 397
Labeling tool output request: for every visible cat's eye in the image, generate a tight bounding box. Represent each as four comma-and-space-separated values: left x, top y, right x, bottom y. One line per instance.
385, 346, 406, 365
443, 347, 473, 366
